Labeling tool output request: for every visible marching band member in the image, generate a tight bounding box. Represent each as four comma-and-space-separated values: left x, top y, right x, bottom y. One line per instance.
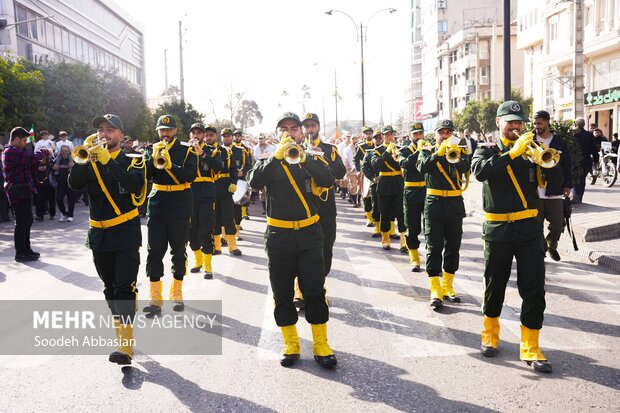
416, 119, 470, 307
233, 129, 253, 227
144, 115, 197, 314
362, 129, 383, 238
398, 122, 427, 270
248, 112, 337, 369
188, 123, 222, 279
472, 101, 560, 373
355, 126, 376, 224
68, 114, 146, 364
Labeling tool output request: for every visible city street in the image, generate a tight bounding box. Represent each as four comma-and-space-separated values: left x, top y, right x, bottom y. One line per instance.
0, 187, 619, 412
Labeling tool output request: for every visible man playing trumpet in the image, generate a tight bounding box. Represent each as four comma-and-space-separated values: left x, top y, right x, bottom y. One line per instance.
416, 119, 470, 307
472, 101, 562, 373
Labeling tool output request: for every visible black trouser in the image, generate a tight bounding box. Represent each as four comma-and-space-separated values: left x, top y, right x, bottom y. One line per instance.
483, 239, 546, 329
234, 204, 242, 225
573, 173, 587, 202
189, 199, 215, 255
13, 199, 33, 254
93, 248, 139, 323
35, 184, 55, 218
215, 194, 236, 235
0, 190, 10, 220
146, 217, 190, 281
537, 198, 565, 251
424, 217, 462, 276
56, 183, 78, 217
363, 195, 373, 213
370, 186, 380, 222
268, 245, 328, 326
139, 181, 152, 216
319, 214, 336, 276
379, 193, 406, 233
404, 201, 424, 250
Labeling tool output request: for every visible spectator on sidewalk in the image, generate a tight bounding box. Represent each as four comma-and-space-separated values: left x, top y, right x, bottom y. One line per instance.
34, 130, 56, 154
2, 127, 50, 262
592, 128, 608, 152
611, 133, 619, 154
533, 110, 573, 261
0, 146, 11, 222
53, 146, 77, 222
572, 118, 598, 203
33, 149, 56, 221
55, 131, 74, 156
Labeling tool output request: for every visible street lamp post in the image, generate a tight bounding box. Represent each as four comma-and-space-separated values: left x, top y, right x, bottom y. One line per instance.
326, 8, 397, 127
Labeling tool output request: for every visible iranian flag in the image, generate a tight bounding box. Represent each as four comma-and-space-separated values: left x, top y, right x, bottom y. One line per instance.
27, 125, 35, 143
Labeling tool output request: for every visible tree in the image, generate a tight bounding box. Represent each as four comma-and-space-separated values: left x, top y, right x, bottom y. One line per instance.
224, 91, 244, 124
102, 72, 152, 141
234, 99, 263, 130
153, 98, 204, 141
510, 89, 534, 120
301, 84, 311, 114
477, 99, 500, 136
39, 61, 106, 137
453, 100, 481, 134
0, 56, 45, 134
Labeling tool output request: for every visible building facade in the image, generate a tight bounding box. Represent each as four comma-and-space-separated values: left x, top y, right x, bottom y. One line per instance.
0, 0, 145, 95
409, 0, 521, 131
518, 0, 620, 138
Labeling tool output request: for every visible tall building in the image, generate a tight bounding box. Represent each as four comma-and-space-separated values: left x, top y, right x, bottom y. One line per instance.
409, 0, 522, 130
518, 0, 620, 138
0, 0, 145, 95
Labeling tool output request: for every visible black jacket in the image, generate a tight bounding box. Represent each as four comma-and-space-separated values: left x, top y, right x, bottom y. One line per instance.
573, 128, 597, 171
541, 132, 572, 196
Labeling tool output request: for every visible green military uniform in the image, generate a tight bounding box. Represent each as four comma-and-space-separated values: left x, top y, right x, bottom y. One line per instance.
354, 126, 375, 225
472, 101, 560, 373
230, 133, 252, 238
68, 113, 146, 364
416, 119, 470, 306
233, 129, 253, 223
188, 124, 222, 279
145, 115, 197, 312
302, 113, 346, 276
399, 122, 427, 269
248, 112, 337, 369
214, 128, 241, 255
370, 125, 406, 249
362, 130, 382, 237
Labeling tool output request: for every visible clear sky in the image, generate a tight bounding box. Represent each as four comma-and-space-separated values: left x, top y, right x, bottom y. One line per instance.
119, 0, 410, 134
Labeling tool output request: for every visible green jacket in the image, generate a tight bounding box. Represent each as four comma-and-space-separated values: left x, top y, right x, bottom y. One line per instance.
399, 143, 426, 204
147, 138, 197, 218
305, 138, 346, 218
354, 140, 374, 172
416, 147, 470, 219
371, 144, 404, 196
248, 155, 334, 253
472, 138, 562, 242
68, 150, 144, 251
215, 144, 239, 199
191, 144, 222, 201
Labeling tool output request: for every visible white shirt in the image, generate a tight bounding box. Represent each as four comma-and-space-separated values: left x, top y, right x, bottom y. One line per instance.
34, 138, 55, 153
55, 139, 74, 156
342, 145, 355, 170
337, 141, 348, 157
536, 134, 562, 200
252, 143, 275, 162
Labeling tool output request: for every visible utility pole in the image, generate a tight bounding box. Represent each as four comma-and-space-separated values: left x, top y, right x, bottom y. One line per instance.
573, 0, 585, 119
179, 20, 185, 103
360, 22, 366, 126
503, 0, 511, 101
164, 49, 169, 92
334, 70, 339, 131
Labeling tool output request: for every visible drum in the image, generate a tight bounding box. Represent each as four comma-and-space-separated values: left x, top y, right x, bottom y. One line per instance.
233, 179, 252, 205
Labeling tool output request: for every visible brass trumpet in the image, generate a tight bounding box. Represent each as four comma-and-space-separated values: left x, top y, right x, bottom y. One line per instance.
513, 130, 560, 168
152, 144, 169, 169
446, 146, 462, 164
283, 142, 304, 164
72, 137, 107, 164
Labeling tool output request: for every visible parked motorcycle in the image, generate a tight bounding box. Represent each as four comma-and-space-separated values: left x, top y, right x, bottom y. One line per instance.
587, 142, 617, 187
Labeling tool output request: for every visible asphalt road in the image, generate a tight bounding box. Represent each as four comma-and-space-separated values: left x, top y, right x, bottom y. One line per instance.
0, 194, 619, 412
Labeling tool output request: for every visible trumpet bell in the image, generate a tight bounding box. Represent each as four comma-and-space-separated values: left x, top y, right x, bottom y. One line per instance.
525, 144, 560, 169
283, 143, 302, 164
72, 146, 91, 165
446, 147, 461, 164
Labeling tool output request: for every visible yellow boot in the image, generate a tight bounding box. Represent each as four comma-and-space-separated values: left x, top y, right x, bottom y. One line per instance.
389, 221, 398, 239
190, 249, 203, 273
408, 249, 421, 272
214, 234, 222, 255
202, 253, 213, 279
520, 325, 552, 373
428, 276, 443, 308
143, 280, 163, 314
365, 211, 374, 227
279, 324, 300, 367
481, 316, 500, 357
381, 232, 391, 250
226, 234, 242, 256
399, 233, 408, 253
441, 272, 461, 303
169, 278, 184, 311
109, 320, 133, 365
371, 222, 381, 238
241, 205, 248, 219
293, 277, 304, 310
235, 224, 243, 241
311, 323, 337, 369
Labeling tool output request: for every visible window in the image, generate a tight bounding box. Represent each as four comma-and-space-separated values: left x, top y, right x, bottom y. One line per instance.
53, 26, 61, 51
15, 6, 28, 37
62, 29, 69, 55
438, 20, 447, 32
479, 40, 489, 59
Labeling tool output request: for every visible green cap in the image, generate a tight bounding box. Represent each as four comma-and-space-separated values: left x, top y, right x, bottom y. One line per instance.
277, 112, 302, 128
497, 100, 530, 122
410, 122, 424, 133
190, 122, 205, 132
92, 114, 124, 131
302, 113, 320, 124
156, 114, 177, 130
362, 125, 373, 133
204, 125, 218, 134
434, 119, 455, 131
233, 129, 243, 136
373, 129, 382, 138
381, 125, 396, 134
221, 128, 233, 136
